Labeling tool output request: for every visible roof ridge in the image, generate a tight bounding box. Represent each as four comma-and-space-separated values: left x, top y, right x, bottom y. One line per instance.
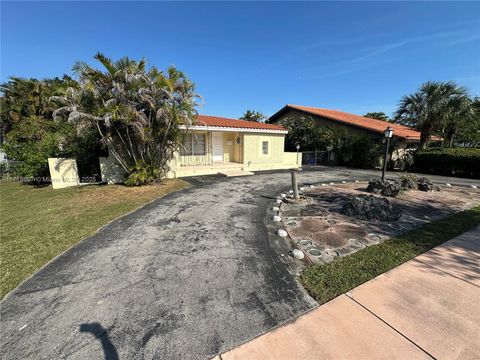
194, 114, 287, 132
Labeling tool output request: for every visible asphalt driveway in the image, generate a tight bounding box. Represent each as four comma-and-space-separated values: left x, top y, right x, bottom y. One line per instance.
1, 168, 478, 360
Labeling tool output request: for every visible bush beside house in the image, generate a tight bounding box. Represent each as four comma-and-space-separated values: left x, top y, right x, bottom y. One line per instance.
333, 135, 383, 168
413, 148, 480, 179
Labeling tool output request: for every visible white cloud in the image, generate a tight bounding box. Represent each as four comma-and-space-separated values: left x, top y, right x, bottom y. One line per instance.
341, 30, 464, 65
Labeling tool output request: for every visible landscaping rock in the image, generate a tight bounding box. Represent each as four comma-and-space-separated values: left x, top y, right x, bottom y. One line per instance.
341, 194, 401, 221
418, 177, 439, 192
366, 179, 403, 197
277, 229, 288, 237
399, 174, 418, 190
366, 178, 384, 194
381, 180, 404, 197
289, 249, 305, 260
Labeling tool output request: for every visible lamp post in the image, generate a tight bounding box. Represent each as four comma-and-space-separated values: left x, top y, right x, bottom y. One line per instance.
381, 126, 394, 182
296, 143, 301, 169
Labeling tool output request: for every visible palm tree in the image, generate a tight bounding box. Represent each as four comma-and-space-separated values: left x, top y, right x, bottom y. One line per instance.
52, 53, 199, 183
395, 81, 470, 149
441, 96, 473, 147
240, 110, 267, 122
454, 97, 480, 147
363, 112, 390, 122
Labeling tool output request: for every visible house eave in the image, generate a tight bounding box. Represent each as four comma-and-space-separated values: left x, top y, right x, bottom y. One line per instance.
178, 125, 288, 134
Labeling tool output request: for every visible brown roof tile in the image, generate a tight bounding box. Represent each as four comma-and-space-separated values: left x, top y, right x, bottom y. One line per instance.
195, 115, 286, 131
277, 105, 432, 141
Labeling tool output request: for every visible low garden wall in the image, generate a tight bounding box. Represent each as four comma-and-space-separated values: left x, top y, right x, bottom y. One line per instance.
48, 158, 80, 189
99, 156, 127, 184
48, 156, 128, 188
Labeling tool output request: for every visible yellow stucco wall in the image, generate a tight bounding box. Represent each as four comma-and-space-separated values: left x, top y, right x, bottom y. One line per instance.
242, 133, 284, 167
232, 132, 242, 163
166, 130, 300, 178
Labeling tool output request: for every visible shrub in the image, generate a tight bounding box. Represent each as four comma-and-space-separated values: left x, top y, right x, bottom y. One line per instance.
366, 178, 403, 197
392, 150, 415, 171
1, 76, 103, 181
413, 148, 480, 179
335, 135, 383, 168
125, 162, 162, 186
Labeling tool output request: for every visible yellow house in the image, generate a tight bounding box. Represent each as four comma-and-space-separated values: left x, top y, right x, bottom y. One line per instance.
167, 115, 301, 178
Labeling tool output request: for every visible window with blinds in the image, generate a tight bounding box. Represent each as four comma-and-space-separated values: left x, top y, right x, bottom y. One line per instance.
181, 133, 206, 156
262, 141, 269, 155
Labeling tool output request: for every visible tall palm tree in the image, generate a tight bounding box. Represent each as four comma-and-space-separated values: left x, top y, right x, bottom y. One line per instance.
441, 96, 473, 147
52, 53, 199, 182
394, 81, 470, 149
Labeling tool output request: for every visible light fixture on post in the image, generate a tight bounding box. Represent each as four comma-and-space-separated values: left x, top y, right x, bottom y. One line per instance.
381, 126, 394, 182
296, 143, 301, 169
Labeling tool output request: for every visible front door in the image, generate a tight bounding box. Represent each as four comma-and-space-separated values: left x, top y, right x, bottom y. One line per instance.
212, 132, 224, 162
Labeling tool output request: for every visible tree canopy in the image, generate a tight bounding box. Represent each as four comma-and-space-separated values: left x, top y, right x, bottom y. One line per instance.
0, 76, 101, 179
394, 81, 472, 149
51, 53, 199, 185
363, 112, 390, 122
239, 110, 267, 122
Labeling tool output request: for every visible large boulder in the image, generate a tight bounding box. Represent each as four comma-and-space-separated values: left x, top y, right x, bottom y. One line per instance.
417, 177, 440, 192
399, 174, 418, 190
367, 179, 403, 197
342, 194, 401, 221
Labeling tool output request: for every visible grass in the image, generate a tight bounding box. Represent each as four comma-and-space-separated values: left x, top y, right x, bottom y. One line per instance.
300, 205, 480, 305
0, 179, 189, 298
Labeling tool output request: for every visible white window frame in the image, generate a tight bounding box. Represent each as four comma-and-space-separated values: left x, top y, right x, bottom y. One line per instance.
261, 140, 269, 156
181, 133, 206, 156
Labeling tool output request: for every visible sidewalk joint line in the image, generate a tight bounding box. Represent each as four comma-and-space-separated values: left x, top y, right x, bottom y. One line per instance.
413, 258, 480, 289
345, 294, 437, 360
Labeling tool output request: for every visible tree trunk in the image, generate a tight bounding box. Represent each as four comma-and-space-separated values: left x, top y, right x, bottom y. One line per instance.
420, 123, 432, 149
449, 135, 454, 148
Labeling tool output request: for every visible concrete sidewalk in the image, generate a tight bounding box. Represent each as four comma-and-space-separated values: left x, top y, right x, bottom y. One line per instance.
218, 226, 480, 360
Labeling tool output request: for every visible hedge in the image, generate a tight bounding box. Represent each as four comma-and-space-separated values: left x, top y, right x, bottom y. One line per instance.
413, 148, 480, 179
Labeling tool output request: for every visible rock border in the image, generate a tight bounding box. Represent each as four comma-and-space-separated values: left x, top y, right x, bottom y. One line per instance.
264, 179, 472, 274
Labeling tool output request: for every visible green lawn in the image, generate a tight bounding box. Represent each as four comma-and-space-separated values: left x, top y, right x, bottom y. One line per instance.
300, 205, 480, 305
0, 179, 188, 298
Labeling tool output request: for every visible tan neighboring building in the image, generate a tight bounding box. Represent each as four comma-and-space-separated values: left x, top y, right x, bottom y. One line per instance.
269, 104, 441, 165
269, 104, 433, 147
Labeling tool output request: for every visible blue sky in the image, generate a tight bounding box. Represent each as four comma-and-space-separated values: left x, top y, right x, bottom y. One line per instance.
2, 1, 479, 118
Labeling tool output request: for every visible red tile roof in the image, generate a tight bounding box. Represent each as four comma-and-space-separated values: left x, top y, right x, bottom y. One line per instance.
272, 104, 431, 141
194, 115, 287, 132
